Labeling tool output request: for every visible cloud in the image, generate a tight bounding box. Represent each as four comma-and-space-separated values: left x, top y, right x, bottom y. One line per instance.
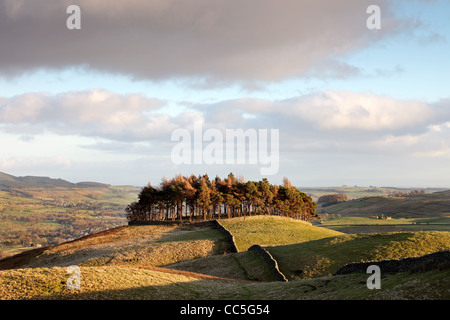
192, 91, 450, 158
0, 0, 420, 86
0, 155, 72, 171
0, 89, 177, 141
1, 89, 449, 162
196, 90, 448, 132
278, 91, 438, 132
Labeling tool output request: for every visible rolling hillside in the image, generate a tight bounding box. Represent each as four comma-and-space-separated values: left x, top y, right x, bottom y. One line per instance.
0, 223, 230, 270
1, 216, 449, 300
314, 190, 450, 234
300, 186, 447, 202
316, 190, 450, 219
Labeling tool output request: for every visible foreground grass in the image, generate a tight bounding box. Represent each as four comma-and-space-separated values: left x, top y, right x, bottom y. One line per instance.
268, 231, 450, 280
1, 266, 448, 300
220, 216, 343, 251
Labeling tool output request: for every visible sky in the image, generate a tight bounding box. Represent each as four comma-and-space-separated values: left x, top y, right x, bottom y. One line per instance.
0, 0, 450, 188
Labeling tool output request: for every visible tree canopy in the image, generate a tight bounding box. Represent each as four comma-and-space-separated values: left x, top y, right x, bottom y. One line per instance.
317, 194, 348, 207
126, 173, 317, 222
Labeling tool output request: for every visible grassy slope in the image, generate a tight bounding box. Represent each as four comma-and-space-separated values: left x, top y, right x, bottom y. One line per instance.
166, 216, 343, 281
164, 216, 341, 281
168, 217, 450, 283
0, 224, 229, 270
1, 216, 450, 300
220, 215, 343, 251
268, 231, 450, 280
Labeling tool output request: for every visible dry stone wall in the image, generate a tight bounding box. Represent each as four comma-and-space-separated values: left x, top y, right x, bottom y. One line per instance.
248, 244, 288, 282
334, 250, 450, 275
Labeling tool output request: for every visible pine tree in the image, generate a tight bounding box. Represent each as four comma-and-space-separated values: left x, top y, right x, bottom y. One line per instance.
196, 177, 212, 220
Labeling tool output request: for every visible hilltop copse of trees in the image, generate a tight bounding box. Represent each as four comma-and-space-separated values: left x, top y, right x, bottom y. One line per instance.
126, 173, 317, 223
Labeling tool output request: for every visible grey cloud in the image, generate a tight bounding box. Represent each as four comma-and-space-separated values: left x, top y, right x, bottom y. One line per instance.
0, 0, 419, 85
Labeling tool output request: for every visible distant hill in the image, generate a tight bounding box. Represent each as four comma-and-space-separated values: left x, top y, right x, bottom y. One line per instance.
317, 189, 450, 219
0, 171, 110, 189
300, 186, 448, 202
74, 181, 112, 188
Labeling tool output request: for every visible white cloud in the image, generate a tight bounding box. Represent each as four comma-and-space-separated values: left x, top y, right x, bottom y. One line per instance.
0, 89, 179, 141
0, 155, 71, 171
2, 90, 448, 150
280, 91, 437, 131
